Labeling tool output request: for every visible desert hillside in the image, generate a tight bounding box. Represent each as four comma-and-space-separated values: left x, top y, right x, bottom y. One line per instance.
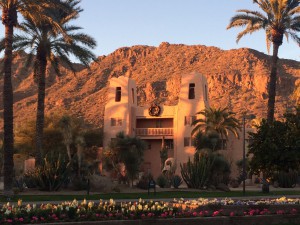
1, 43, 299, 129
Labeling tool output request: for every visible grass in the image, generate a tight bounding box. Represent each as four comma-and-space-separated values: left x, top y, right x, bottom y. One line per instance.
1, 190, 300, 203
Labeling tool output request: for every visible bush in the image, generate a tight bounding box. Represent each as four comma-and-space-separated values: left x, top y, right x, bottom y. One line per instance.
171, 175, 183, 188
156, 174, 168, 188
274, 171, 298, 188
136, 173, 153, 190
210, 154, 231, 186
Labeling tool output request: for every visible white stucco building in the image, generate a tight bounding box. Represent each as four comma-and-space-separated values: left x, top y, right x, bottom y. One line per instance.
103, 71, 247, 178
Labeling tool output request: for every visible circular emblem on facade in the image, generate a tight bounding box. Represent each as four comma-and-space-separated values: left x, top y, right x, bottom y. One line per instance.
148, 104, 161, 116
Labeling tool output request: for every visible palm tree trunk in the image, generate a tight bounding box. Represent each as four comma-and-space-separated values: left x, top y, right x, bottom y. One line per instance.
2, 3, 17, 197
35, 52, 47, 166
267, 43, 280, 124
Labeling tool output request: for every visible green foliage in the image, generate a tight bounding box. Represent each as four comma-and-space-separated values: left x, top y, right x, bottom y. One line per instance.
180, 151, 215, 189
236, 158, 250, 182
171, 175, 183, 189
160, 147, 168, 170
248, 110, 300, 179
210, 154, 231, 186
193, 130, 221, 151
136, 173, 153, 190
156, 174, 168, 188
24, 153, 70, 191
181, 150, 230, 189
192, 107, 241, 140
83, 129, 103, 148
274, 171, 298, 188
104, 132, 146, 185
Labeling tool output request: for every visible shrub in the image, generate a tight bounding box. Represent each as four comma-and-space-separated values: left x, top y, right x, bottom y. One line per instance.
156, 174, 168, 188
136, 173, 153, 190
210, 154, 231, 186
274, 171, 298, 188
171, 175, 183, 188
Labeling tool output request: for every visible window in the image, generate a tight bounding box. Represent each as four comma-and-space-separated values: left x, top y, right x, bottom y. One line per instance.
184, 137, 190, 147
204, 85, 208, 101
184, 116, 196, 126
111, 118, 122, 126
165, 139, 174, 149
115, 87, 121, 102
188, 83, 195, 99
131, 88, 134, 104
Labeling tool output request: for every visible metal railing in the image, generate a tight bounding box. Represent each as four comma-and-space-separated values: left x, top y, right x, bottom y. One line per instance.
135, 128, 173, 136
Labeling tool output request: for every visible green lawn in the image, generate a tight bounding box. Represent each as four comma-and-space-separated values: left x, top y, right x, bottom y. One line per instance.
1, 190, 300, 202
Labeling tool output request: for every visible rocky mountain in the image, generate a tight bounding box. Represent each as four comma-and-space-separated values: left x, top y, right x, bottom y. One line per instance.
0, 42, 299, 130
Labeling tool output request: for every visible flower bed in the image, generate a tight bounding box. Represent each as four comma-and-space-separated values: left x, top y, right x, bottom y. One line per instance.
0, 197, 299, 225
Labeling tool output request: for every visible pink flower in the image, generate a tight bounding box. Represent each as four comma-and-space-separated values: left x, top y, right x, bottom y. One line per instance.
230, 212, 235, 217
6, 219, 13, 223
192, 212, 197, 217
291, 208, 297, 215
212, 210, 220, 217
19, 218, 24, 222
276, 210, 284, 215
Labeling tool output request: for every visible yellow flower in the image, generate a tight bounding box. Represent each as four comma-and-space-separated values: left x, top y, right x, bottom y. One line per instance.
17, 199, 22, 207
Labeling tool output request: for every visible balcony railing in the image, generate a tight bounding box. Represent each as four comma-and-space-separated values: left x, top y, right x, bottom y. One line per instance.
135, 128, 173, 136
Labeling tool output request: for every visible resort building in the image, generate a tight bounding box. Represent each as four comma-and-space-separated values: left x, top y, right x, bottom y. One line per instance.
103, 72, 248, 178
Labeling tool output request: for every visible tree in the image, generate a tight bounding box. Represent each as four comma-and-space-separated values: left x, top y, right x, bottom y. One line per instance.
11, 0, 96, 165
192, 107, 241, 149
104, 132, 146, 186
227, 0, 300, 124
0, 0, 70, 197
248, 112, 300, 179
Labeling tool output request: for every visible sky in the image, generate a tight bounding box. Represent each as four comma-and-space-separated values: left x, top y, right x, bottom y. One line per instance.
74, 0, 299, 61
2, 0, 300, 61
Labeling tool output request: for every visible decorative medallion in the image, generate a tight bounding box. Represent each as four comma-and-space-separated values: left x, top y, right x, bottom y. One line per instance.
148, 104, 161, 116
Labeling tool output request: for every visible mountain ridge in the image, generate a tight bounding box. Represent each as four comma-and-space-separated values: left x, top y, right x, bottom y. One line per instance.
1, 43, 299, 130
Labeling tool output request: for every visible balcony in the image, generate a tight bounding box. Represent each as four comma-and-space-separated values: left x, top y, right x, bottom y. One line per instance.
135, 128, 173, 136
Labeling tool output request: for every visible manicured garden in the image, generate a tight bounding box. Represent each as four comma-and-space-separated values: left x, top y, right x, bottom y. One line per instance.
1, 197, 300, 224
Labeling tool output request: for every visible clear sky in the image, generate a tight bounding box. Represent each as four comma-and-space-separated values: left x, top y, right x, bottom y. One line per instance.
74, 0, 299, 61
2, 0, 300, 61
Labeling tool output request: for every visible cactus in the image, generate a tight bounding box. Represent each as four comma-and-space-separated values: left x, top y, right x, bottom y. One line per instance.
171, 175, 183, 188
180, 152, 215, 189
25, 152, 71, 191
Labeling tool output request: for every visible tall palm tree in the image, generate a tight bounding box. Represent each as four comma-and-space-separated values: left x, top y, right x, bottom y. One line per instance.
11, 0, 96, 165
227, 0, 300, 124
0, 0, 70, 197
192, 107, 241, 143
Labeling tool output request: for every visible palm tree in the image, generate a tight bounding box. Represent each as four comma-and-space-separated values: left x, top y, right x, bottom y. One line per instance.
11, 0, 96, 165
192, 107, 241, 146
227, 0, 300, 124
0, 0, 70, 197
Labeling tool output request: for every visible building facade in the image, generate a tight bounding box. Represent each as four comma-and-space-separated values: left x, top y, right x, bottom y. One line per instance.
104, 72, 212, 178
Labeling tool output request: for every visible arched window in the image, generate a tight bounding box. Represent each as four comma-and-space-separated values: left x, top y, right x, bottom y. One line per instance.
115, 87, 121, 102
188, 83, 195, 99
